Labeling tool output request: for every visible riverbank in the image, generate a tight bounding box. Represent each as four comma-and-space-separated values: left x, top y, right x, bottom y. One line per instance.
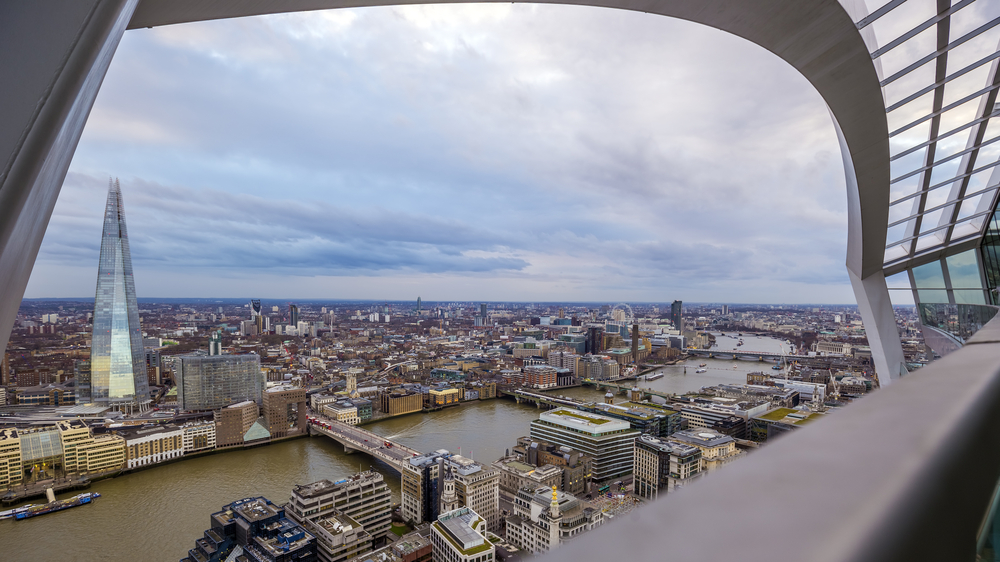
1, 432, 309, 505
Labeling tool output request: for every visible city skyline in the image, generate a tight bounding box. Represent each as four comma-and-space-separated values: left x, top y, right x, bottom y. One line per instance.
19, 5, 885, 305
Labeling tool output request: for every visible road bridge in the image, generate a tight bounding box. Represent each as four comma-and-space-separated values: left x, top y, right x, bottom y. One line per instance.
309, 417, 421, 474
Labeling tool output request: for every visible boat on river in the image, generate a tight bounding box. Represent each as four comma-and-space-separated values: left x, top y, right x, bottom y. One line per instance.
695, 368, 707, 373
0, 504, 38, 520
644, 373, 664, 381
12, 492, 101, 520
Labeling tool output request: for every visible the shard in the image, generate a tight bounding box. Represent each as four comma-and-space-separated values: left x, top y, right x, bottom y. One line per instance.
82, 178, 150, 413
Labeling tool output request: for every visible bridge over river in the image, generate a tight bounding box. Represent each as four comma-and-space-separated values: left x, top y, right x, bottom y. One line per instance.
309, 416, 421, 474
685, 348, 813, 362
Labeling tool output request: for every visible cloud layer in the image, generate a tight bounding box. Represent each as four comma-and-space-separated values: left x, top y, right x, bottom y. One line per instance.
25, 4, 860, 303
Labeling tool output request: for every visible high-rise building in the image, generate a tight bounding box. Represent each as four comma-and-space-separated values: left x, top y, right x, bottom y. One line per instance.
480, 303, 487, 318
209, 331, 223, 356
401, 451, 500, 532
586, 326, 604, 354
262, 385, 307, 439
289, 304, 299, 327
83, 179, 150, 414
671, 300, 683, 330
529, 408, 639, 482
417, 297, 422, 312
251, 299, 265, 334
180, 497, 317, 562
173, 354, 264, 412
633, 434, 703, 500
287, 471, 392, 540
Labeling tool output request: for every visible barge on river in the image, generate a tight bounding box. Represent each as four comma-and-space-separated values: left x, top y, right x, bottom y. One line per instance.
1, 492, 101, 520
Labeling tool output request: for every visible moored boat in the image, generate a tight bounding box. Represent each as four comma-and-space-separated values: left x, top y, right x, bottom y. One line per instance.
13, 492, 101, 520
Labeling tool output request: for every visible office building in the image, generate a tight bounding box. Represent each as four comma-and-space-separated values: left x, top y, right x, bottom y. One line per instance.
430, 507, 494, 562
402, 450, 447, 525
181, 420, 216, 453
669, 428, 744, 473
522, 365, 557, 389
585, 326, 604, 354
441, 455, 501, 532
215, 400, 262, 448
262, 385, 307, 439
633, 434, 702, 500
209, 331, 223, 356
174, 354, 264, 412
0, 428, 23, 487
494, 458, 562, 499
288, 471, 392, 540
401, 451, 500, 532
505, 486, 603, 554
324, 400, 360, 425
181, 497, 317, 562
429, 388, 460, 407
378, 390, 423, 416
120, 424, 183, 469
575, 354, 619, 381
343, 531, 431, 562
302, 511, 372, 562
84, 179, 151, 414
513, 436, 593, 496
529, 408, 639, 482
616, 401, 685, 437
670, 300, 683, 330
0, 421, 128, 487
290, 304, 300, 327
577, 401, 668, 436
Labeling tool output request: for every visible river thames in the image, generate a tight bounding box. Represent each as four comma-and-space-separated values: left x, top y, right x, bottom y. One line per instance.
1, 333, 789, 561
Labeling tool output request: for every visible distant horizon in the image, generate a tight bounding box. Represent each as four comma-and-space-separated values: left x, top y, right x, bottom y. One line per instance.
19, 296, 877, 308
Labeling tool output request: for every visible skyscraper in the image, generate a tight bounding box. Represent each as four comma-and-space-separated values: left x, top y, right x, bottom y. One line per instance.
289, 303, 299, 326
84, 179, 150, 414
671, 300, 683, 331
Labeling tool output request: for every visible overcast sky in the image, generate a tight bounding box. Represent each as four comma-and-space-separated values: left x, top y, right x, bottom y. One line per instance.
23, 4, 889, 304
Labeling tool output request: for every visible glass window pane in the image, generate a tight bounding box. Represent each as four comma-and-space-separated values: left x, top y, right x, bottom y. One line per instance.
954, 290, 987, 305
946, 250, 983, 290
918, 289, 949, 303
912, 260, 946, 289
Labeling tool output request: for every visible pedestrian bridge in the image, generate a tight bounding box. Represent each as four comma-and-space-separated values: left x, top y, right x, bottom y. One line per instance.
310, 417, 421, 473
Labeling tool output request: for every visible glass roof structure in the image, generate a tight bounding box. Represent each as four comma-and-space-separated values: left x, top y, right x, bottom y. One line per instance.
855, 0, 1000, 276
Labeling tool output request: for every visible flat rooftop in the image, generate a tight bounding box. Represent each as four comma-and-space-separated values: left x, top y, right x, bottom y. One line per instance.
539, 408, 631, 433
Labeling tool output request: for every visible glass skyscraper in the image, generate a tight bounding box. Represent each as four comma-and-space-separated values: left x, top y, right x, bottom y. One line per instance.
173, 354, 264, 412
82, 179, 151, 413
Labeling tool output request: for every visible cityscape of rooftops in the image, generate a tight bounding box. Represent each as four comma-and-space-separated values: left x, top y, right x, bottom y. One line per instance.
5, 1, 1000, 561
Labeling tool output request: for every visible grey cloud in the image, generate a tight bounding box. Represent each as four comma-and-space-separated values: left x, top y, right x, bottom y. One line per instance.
28, 5, 857, 302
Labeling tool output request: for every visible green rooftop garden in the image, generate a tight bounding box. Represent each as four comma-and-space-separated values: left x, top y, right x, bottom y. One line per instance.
757, 408, 798, 422
550, 409, 610, 425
